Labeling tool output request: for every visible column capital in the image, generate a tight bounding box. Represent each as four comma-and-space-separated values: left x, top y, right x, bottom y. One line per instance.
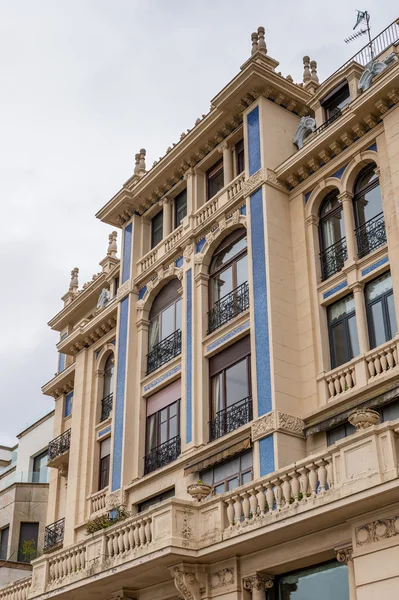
338, 191, 354, 202
305, 214, 319, 227
160, 195, 173, 206
218, 141, 233, 153
353, 282, 364, 293
335, 544, 353, 564
184, 167, 196, 180
243, 573, 274, 591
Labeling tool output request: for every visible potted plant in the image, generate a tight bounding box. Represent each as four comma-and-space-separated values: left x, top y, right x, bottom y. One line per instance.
187, 480, 212, 501
348, 408, 380, 430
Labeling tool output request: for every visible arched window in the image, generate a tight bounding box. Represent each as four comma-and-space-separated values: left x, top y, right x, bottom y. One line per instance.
100, 354, 114, 422
208, 229, 248, 333
147, 279, 182, 373
353, 163, 386, 258
319, 190, 347, 281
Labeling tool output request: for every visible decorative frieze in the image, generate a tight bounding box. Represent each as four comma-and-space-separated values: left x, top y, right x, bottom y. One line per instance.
243, 169, 264, 196
210, 568, 234, 589
356, 515, 399, 546
251, 410, 305, 441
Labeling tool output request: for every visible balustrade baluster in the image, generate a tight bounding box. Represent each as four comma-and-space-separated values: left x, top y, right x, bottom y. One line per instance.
123, 527, 130, 552
242, 492, 250, 521
272, 478, 282, 511
255, 485, 266, 515
316, 460, 327, 493
368, 358, 375, 377
225, 498, 235, 527
249, 489, 258, 518
345, 370, 353, 389
289, 471, 300, 504
139, 520, 146, 545
233, 495, 243, 524
307, 463, 318, 496
327, 379, 335, 397
133, 523, 140, 546
281, 474, 291, 507
334, 378, 341, 394
387, 348, 394, 368
298, 467, 309, 499
374, 356, 382, 374
145, 517, 152, 543
107, 534, 114, 557
265, 481, 274, 512
113, 533, 119, 556
380, 352, 388, 372
117, 529, 124, 554
325, 456, 334, 489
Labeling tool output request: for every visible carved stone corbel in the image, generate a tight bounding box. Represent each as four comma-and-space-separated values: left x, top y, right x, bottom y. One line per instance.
336, 545, 353, 564
169, 565, 202, 600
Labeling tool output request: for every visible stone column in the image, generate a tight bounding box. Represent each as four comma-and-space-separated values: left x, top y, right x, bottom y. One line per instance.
352, 283, 369, 354
162, 197, 173, 238
220, 142, 234, 187
184, 167, 195, 216
243, 573, 274, 600
336, 546, 357, 600
339, 192, 357, 263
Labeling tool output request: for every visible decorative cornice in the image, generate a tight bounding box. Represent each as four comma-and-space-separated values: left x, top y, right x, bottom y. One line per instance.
251, 410, 305, 441
355, 515, 399, 546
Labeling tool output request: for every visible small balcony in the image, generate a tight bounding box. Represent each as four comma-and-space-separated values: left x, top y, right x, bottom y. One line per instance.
320, 237, 347, 281
144, 435, 181, 475
355, 212, 386, 259
44, 518, 65, 552
207, 282, 249, 334
209, 396, 253, 441
314, 107, 342, 135
100, 393, 113, 422
48, 429, 71, 468
146, 329, 181, 374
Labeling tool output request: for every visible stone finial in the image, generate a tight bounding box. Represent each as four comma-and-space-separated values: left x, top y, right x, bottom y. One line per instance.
303, 56, 311, 83
310, 60, 319, 84
257, 26, 267, 54
107, 231, 118, 258
133, 153, 140, 175
138, 149, 146, 177
69, 268, 79, 294
251, 31, 258, 55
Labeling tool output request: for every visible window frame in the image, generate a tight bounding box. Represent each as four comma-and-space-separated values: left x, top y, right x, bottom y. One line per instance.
98, 438, 111, 491
145, 399, 180, 454
210, 354, 252, 420
174, 189, 187, 229
64, 391, 73, 418
321, 80, 350, 121
209, 230, 248, 309
0, 526, 9, 560
151, 210, 163, 249
353, 163, 382, 229
206, 159, 224, 200
318, 190, 344, 253
327, 294, 358, 369
235, 139, 245, 175
201, 451, 253, 496
32, 449, 49, 483
365, 272, 396, 349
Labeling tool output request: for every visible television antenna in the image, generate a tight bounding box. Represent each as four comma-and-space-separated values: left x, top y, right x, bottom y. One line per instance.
344, 10, 373, 61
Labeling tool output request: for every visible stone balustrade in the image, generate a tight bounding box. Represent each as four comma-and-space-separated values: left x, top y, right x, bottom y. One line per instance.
320, 338, 399, 402
106, 515, 152, 564
164, 225, 183, 253
48, 544, 87, 586
227, 173, 245, 200
89, 487, 108, 515
195, 195, 220, 227
0, 577, 31, 600
139, 248, 158, 274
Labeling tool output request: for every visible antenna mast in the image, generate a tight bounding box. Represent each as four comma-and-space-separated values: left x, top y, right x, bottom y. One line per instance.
344, 10, 373, 62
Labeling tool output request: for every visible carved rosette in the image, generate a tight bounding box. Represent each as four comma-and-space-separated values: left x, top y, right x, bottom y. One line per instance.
356, 515, 399, 546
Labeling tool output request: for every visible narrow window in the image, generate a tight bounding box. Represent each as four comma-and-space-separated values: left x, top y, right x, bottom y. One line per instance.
174, 189, 187, 228
100, 354, 114, 421
319, 190, 346, 281
32, 450, 48, 483
17, 522, 39, 563
328, 294, 359, 368
366, 272, 397, 348
353, 163, 385, 258
321, 81, 350, 123
98, 437, 111, 491
326, 422, 356, 446
151, 210, 163, 249
64, 392, 73, 418
207, 159, 224, 200
147, 279, 182, 373
0, 526, 9, 560
236, 139, 245, 174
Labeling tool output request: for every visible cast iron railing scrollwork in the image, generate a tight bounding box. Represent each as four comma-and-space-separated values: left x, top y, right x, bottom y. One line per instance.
44, 517, 65, 551
320, 238, 347, 281
48, 429, 71, 462
144, 435, 181, 474
355, 212, 386, 258
146, 329, 182, 374
207, 281, 249, 334
209, 395, 253, 441
314, 108, 342, 135
100, 393, 113, 422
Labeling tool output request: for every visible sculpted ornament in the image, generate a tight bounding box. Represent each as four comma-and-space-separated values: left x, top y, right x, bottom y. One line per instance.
277, 412, 305, 437
243, 573, 274, 591
356, 516, 399, 546
97, 288, 110, 309
293, 116, 316, 149
243, 169, 264, 196
251, 412, 275, 441
183, 243, 194, 263
336, 546, 353, 564
170, 566, 201, 600
211, 568, 234, 589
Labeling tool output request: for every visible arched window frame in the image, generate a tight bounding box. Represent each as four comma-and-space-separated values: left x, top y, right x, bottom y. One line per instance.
318, 190, 347, 281
353, 163, 386, 258
100, 352, 114, 422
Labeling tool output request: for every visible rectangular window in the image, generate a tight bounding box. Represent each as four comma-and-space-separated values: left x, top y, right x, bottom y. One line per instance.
200, 451, 253, 496
58, 333, 68, 373
366, 271, 397, 349
32, 450, 48, 483
174, 189, 187, 228
268, 560, 349, 600
207, 160, 224, 200
328, 294, 359, 369
151, 211, 163, 249
380, 400, 399, 422
326, 422, 356, 446
138, 488, 175, 513
17, 522, 39, 563
0, 526, 9, 560
321, 81, 350, 122
236, 139, 244, 174
64, 392, 73, 418
99, 437, 111, 491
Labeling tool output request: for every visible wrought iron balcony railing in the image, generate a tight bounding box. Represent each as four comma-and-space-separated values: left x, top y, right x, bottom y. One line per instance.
100, 393, 113, 422
355, 212, 386, 259
44, 518, 65, 552
144, 435, 181, 475
320, 237, 347, 281
48, 429, 71, 462
315, 108, 342, 135
207, 282, 249, 334
146, 330, 182, 374
209, 395, 253, 441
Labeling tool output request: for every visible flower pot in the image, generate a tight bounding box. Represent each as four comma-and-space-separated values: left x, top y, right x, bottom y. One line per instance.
187, 483, 212, 502
348, 408, 380, 430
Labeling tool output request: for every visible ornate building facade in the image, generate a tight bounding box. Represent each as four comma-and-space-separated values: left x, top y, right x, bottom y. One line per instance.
2, 18, 399, 600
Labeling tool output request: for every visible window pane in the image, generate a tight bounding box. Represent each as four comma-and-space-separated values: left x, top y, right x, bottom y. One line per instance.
227, 477, 239, 491
160, 420, 168, 443
160, 407, 168, 423
355, 185, 382, 225
366, 272, 392, 302
208, 167, 224, 199
321, 212, 345, 248
169, 402, 177, 417
236, 254, 248, 288
212, 237, 247, 271
387, 293, 397, 338
226, 359, 248, 405
100, 437, 111, 458
200, 470, 213, 486
214, 456, 239, 482
0, 527, 9, 560
149, 317, 160, 349
347, 314, 359, 358
161, 304, 175, 339
329, 295, 355, 323
278, 562, 349, 600
241, 471, 252, 485
213, 266, 233, 302
331, 322, 346, 367
370, 301, 386, 347
32, 451, 48, 483
240, 451, 253, 471
327, 424, 347, 446
169, 414, 178, 439
212, 373, 224, 414
381, 401, 399, 422
18, 523, 39, 563
214, 483, 225, 495
174, 190, 187, 226
64, 392, 73, 418
146, 415, 157, 452
151, 211, 163, 248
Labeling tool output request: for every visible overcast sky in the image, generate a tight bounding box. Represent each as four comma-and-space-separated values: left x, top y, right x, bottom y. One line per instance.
0, 1, 397, 446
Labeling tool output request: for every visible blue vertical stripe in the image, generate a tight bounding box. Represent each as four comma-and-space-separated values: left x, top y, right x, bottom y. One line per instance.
250, 188, 272, 415
259, 435, 274, 476
247, 106, 261, 176
186, 269, 193, 444
121, 223, 132, 284
112, 296, 129, 491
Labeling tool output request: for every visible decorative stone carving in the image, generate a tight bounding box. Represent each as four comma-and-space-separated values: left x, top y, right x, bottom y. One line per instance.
293, 116, 316, 149
183, 243, 194, 263
243, 169, 264, 196
358, 55, 398, 92
187, 483, 212, 502
107, 231, 118, 258
211, 568, 234, 589
170, 566, 201, 600
251, 412, 275, 441
69, 267, 79, 294
105, 489, 128, 511
302, 56, 311, 83
277, 412, 305, 437
336, 545, 353, 564
97, 288, 110, 309
243, 573, 274, 591
348, 408, 380, 430
356, 515, 399, 546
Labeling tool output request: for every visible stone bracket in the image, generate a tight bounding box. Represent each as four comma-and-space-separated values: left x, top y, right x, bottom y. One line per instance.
251, 410, 305, 441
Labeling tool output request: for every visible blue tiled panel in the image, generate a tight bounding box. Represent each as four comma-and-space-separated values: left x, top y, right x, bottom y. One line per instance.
186, 269, 193, 444
323, 281, 348, 299
121, 223, 132, 284
361, 256, 389, 276
112, 296, 129, 491
175, 256, 183, 268
196, 238, 206, 253
250, 188, 272, 416
367, 142, 377, 152
247, 106, 261, 176
64, 392, 73, 418
98, 426, 111, 438
138, 285, 147, 300
304, 191, 313, 204
144, 365, 182, 393
259, 435, 275, 477
206, 321, 250, 353
330, 164, 348, 180
239, 204, 247, 215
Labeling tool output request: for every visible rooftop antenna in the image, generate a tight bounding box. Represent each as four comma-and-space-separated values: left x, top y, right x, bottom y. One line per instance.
344, 10, 373, 61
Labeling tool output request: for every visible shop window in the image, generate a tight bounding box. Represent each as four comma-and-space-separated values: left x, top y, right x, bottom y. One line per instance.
268, 560, 349, 600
